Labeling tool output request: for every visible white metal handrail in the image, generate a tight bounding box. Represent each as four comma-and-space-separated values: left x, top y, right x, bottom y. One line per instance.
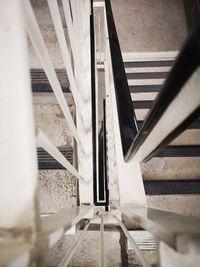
41, 205, 93, 248
61, 0, 84, 100
25, 0, 87, 156
47, 0, 88, 130
36, 129, 90, 182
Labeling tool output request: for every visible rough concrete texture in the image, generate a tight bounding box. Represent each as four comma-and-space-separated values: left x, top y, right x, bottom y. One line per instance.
141, 157, 200, 180
147, 195, 200, 217
128, 250, 156, 266
45, 231, 121, 267
34, 103, 77, 213
170, 129, 200, 145
34, 104, 74, 147
39, 170, 77, 214
111, 0, 188, 52
28, 26, 67, 69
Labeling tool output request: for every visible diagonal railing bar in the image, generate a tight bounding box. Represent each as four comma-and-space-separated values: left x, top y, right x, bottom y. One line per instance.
41, 206, 93, 248
111, 214, 151, 267
99, 215, 106, 267
61, 0, 85, 100
25, 0, 87, 156
125, 30, 200, 162
36, 129, 90, 182
69, 0, 83, 58
47, 0, 87, 129
58, 221, 90, 267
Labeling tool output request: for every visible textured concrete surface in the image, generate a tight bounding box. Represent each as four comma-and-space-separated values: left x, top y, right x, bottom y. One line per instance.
34, 103, 77, 213
39, 170, 77, 214
111, 0, 188, 52
45, 231, 121, 267
34, 104, 74, 147
147, 195, 200, 217
141, 157, 200, 180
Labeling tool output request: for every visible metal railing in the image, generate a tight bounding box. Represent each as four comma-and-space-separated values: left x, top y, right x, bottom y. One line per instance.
125, 29, 200, 162
1, 0, 200, 266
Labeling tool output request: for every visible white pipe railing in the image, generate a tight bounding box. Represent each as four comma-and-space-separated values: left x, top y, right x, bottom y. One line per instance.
99, 215, 106, 267
58, 221, 91, 267
61, 0, 84, 100
25, 0, 87, 156
36, 129, 90, 182
47, 0, 88, 129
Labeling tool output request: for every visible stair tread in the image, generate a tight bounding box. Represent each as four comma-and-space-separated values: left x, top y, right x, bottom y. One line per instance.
37, 147, 73, 169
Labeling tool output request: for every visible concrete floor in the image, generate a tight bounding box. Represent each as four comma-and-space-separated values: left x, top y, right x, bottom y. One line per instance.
111, 0, 188, 52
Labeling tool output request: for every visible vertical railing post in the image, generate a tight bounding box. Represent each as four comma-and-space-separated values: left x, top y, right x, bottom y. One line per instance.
76, 0, 94, 205
104, 3, 146, 207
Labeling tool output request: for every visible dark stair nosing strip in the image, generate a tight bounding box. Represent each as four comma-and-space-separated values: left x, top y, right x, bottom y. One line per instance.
155, 145, 200, 157
31, 69, 70, 93
126, 72, 169, 80
129, 85, 162, 93
144, 179, 200, 195
37, 147, 73, 169
124, 60, 174, 68
133, 100, 154, 109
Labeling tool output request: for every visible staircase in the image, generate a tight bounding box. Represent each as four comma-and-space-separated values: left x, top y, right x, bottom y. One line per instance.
124, 52, 200, 215
0, 0, 200, 267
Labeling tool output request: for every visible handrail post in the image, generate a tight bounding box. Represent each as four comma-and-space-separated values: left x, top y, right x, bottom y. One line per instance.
76, 0, 94, 205
104, 1, 146, 207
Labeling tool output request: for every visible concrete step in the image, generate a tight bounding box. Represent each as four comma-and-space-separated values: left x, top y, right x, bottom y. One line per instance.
124, 53, 200, 215
141, 157, 200, 180
33, 103, 77, 214
37, 147, 73, 169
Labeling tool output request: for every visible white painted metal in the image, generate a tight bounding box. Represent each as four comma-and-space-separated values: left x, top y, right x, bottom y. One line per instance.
0, 0, 38, 237
76, 0, 93, 204
99, 216, 106, 267
42, 206, 93, 248
69, 0, 83, 62
111, 214, 151, 267
104, 60, 120, 203
104, 9, 146, 207
25, 0, 87, 156
159, 241, 200, 267
36, 129, 89, 182
61, 0, 85, 100
58, 221, 90, 267
47, 0, 89, 129
131, 66, 200, 161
